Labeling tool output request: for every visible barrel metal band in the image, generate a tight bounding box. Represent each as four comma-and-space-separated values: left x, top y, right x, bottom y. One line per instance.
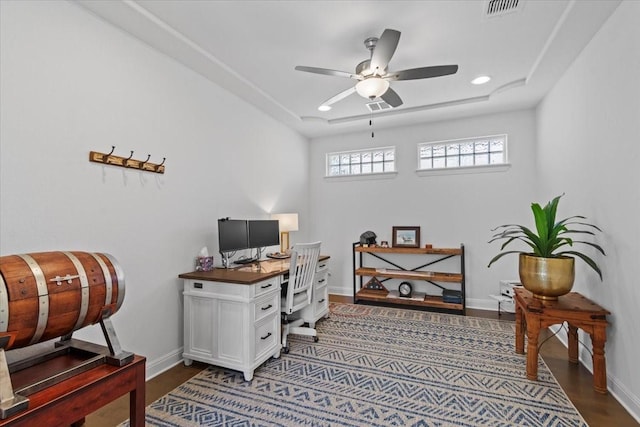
18, 254, 49, 345
90, 253, 113, 306
104, 253, 125, 311
0, 275, 8, 333
62, 252, 90, 331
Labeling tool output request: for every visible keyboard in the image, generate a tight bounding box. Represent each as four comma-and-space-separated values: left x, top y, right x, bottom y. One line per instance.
233, 257, 257, 265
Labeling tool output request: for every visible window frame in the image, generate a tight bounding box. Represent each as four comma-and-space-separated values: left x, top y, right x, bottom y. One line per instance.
416, 134, 510, 175
325, 146, 397, 178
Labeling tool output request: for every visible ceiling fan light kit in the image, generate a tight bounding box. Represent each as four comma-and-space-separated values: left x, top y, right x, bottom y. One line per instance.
355, 77, 390, 99
295, 28, 458, 111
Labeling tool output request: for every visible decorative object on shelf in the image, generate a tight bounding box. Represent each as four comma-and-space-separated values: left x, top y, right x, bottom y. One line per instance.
488, 194, 605, 300
270, 213, 299, 253
89, 146, 166, 174
364, 277, 385, 291
398, 281, 413, 298
392, 226, 420, 248
359, 231, 377, 246
380, 241, 389, 248
442, 289, 462, 304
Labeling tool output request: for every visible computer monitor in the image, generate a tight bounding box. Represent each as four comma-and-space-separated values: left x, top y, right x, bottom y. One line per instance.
218, 219, 249, 253
248, 220, 280, 249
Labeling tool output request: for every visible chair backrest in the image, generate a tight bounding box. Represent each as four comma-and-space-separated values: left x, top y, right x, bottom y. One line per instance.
282, 242, 321, 315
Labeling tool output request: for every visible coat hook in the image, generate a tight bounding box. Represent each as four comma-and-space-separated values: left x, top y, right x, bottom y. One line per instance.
124, 150, 134, 167
156, 157, 166, 172
140, 154, 151, 168
106, 146, 115, 156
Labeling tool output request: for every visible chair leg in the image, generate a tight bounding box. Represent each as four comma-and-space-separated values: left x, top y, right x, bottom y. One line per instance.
281, 317, 318, 352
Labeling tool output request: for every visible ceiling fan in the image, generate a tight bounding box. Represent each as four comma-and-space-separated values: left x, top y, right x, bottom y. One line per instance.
295, 29, 458, 111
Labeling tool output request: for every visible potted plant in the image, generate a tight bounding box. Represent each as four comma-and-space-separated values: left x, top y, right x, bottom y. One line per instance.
488, 194, 605, 300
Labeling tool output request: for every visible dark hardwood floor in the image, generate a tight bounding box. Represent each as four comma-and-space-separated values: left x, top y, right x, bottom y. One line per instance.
84, 295, 638, 426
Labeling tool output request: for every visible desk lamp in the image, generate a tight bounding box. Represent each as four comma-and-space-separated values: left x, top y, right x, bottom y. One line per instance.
271, 213, 298, 254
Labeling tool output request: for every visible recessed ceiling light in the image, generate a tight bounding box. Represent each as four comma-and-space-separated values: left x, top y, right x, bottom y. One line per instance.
318, 105, 331, 111
471, 75, 491, 85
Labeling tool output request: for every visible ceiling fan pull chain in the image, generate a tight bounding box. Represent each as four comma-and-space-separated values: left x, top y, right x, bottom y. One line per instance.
370, 112, 375, 138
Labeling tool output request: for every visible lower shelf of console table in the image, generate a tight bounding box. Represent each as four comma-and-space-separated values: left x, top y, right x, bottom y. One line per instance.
355, 289, 464, 312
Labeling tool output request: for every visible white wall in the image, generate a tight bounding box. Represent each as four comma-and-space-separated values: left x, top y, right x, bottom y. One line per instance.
309, 109, 538, 309
536, 0, 640, 418
0, 1, 310, 377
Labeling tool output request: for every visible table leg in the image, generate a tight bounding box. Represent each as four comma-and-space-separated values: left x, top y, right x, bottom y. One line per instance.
515, 302, 524, 354
591, 326, 608, 394
130, 360, 146, 427
567, 324, 579, 364
525, 317, 540, 381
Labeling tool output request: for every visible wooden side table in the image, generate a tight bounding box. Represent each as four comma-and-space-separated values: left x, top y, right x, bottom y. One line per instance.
514, 288, 610, 394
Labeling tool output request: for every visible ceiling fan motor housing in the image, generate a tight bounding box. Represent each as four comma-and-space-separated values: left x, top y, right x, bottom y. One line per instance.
356, 60, 373, 76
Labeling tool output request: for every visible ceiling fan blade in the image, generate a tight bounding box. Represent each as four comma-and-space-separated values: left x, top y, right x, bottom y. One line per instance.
391, 65, 459, 81
370, 29, 400, 75
321, 86, 357, 107
295, 65, 358, 79
381, 87, 403, 108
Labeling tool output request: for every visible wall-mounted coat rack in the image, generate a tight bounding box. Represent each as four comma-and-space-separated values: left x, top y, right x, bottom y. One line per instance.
89, 146, 165, 174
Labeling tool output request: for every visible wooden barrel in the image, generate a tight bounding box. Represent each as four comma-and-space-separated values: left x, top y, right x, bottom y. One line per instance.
0, 251, 125, 350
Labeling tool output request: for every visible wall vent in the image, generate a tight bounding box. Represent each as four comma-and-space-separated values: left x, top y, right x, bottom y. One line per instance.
485, 0, 521, 17
366, 100, 393, 112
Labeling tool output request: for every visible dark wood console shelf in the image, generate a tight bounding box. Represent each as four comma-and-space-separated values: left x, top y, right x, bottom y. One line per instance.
353, 243, 466, 314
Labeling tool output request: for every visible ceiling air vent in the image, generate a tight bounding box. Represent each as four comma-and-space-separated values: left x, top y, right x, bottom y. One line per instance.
366, 100, 393, 112
485, 0, 521, 17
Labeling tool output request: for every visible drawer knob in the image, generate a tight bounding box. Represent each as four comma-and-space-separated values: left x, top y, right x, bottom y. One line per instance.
261, 332, 272, 340
261, 304, 273, 311
261, 283, 273, 289
318, 279, 325, 283
319, 298, 325, 303
194, 282, 203, 289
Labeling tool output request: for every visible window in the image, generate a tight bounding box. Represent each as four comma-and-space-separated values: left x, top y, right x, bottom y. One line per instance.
417, 135, 507, 171
326, 147, 396, 177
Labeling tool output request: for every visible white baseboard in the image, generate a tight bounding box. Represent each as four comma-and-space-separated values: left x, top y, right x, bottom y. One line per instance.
144, 347, 185, 381
549, 326, 640, 423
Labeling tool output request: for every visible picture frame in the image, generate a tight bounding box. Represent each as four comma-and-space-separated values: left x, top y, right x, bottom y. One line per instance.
392, 226, 421, 248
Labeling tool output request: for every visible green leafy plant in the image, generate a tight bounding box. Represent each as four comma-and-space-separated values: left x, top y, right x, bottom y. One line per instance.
488, 194, 605, 279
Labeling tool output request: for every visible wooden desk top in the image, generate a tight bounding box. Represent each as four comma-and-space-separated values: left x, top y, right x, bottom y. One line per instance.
514, 288, 610, 319
179, 255, 330, 284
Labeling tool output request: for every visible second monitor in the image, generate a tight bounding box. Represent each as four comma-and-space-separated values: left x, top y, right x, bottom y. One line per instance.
247, 220, 280, 249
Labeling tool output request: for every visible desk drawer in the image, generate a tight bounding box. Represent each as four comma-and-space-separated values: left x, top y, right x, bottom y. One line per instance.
313, 282, 328, 311
254, 278, 279, 298
254, 292, 279, 322
315, 272, 328, 288
316, 260, 329, 273
254, 315, 279, 359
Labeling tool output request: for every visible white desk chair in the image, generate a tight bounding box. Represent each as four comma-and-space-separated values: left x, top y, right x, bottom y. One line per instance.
281, 241, 321, 353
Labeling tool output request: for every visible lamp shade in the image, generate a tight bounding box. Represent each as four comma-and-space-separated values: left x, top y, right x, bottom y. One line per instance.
355, 77, 389, 99
270, 213, 299, 232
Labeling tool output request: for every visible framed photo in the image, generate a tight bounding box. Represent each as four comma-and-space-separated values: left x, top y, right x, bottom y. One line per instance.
392, 226, 420, 248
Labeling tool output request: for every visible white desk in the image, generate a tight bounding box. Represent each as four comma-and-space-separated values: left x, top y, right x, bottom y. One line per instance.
178, 256, 329, 381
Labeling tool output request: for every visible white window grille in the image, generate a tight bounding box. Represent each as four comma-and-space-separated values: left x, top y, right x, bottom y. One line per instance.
417, 135, 507, 171
326, 147, 396, 177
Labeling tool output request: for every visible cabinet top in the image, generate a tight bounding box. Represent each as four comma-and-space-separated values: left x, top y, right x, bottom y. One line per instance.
354, 245, 462, 255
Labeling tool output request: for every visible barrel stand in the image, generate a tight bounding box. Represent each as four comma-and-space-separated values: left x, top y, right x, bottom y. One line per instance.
0, 316, 133, 419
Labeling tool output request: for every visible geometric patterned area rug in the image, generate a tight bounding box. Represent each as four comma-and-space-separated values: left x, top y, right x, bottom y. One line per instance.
121, 303, 587, 426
